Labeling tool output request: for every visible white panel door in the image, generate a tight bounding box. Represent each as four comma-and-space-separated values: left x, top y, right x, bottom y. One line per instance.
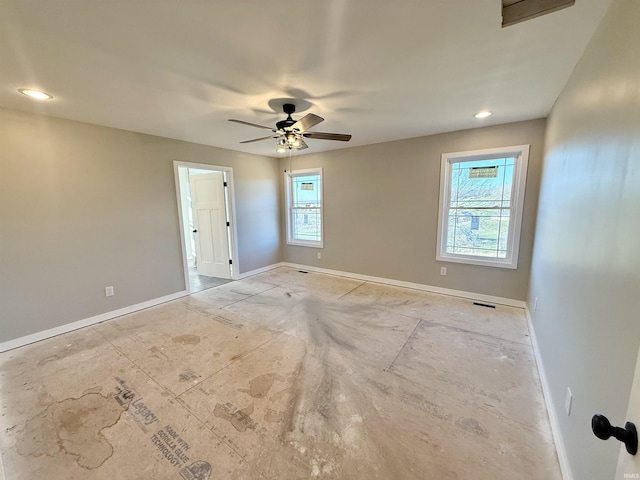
616, 345, 640, 479
189, 172, 230, 279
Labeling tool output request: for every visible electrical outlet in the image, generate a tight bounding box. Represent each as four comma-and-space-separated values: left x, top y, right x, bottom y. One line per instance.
317, 252, 322, 260
534, 297, 538, 311
105, 286, 114, 297
440, 267, 447, 276
565, 387, 573, 415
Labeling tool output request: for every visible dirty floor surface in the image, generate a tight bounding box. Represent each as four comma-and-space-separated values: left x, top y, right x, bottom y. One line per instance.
0, 267, 561, 479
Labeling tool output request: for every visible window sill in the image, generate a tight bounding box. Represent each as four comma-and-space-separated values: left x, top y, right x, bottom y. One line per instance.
437, 253, 517, 269
286, 240, 323, 249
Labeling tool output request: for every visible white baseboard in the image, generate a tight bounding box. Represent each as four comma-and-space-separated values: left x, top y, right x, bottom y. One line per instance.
237, 262, 286, 279
282, 262, 526, 308
525, 308, 574, 480
0, 290, 189, 353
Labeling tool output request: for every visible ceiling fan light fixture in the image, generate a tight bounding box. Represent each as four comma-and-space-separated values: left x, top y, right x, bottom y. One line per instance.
18, 88, 53, 100
285, 132, 300, 147
474, 110, 492, 119
276, 137, 288, 153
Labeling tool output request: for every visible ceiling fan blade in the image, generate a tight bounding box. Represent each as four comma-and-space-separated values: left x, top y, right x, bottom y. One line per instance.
229, 119, 274, 130
240, 135, 276, 144
291, 113, 324, 132
297, 139, 309, 150
303, 131, 352, 142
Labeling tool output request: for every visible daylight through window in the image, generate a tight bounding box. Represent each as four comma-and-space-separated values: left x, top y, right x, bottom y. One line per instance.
436, 145, 529, 268
285, 168, 323, 247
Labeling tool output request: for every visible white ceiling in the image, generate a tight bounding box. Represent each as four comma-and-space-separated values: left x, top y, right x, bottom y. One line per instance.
0, 0, 613, 158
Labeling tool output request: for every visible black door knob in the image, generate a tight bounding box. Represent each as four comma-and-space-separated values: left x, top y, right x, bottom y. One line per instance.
592, 414, 638, 455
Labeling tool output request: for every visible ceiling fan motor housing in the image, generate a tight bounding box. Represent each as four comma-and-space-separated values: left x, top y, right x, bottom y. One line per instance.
277, 104, 297, 131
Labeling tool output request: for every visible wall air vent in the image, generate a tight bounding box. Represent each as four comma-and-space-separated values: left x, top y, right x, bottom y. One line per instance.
502, 0, 575, 27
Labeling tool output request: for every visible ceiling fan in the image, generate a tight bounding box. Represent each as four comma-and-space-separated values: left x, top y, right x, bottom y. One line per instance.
229, 103, 351, 151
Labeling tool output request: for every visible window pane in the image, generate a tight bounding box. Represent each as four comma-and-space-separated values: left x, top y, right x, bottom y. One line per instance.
292, 208, 322, 242
446, 157, 516, 259
446, 212, 511, 258
292, 174, 321, 208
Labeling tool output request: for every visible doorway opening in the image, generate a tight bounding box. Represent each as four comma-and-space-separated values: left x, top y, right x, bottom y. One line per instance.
174, 162, 239, 294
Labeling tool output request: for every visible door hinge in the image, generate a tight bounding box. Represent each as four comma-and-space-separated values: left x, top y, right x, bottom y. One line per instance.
229, 259, 233, 265
223, 181, 228, 187
226, 221, 230, 227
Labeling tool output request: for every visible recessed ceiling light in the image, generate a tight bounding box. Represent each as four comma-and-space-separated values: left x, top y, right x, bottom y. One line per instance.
18, 88, 53, 100
474, 110, 492, 119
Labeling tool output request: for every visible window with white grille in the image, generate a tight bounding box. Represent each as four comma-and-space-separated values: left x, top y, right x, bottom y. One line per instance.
436, 145, 529, 268
285, 168, 323, 247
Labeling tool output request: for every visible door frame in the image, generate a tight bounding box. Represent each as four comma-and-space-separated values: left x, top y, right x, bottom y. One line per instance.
616, 343, 640, 478
173, 161, 239, 291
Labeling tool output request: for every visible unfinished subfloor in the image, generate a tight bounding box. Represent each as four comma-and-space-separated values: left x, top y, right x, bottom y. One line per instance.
0, 267, 562, 479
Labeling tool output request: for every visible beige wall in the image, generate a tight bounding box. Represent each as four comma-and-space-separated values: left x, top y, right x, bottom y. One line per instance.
528, 0, 640, 478
282, 119, 546, 301
0, 108, 281, 343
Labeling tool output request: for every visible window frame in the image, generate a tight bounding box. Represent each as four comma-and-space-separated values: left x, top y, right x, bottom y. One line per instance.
284, 168, 324, 248
436, 145, 529, 269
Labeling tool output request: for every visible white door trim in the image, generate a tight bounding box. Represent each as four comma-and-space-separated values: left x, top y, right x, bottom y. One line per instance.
616, 345, 640, 478
173, 161, 240, 290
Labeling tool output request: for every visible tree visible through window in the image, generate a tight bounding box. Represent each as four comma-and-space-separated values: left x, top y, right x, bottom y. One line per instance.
437, 145, 529, 269
285, 169, 323, 247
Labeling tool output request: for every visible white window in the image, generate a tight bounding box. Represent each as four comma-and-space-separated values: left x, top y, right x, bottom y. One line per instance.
436, 145, 529, 269
285, 168, 323, 248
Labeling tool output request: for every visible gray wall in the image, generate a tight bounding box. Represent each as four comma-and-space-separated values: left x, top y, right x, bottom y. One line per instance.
0, 108, 281, 343
528, 0, 640, 478
282, 119, 546, 301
